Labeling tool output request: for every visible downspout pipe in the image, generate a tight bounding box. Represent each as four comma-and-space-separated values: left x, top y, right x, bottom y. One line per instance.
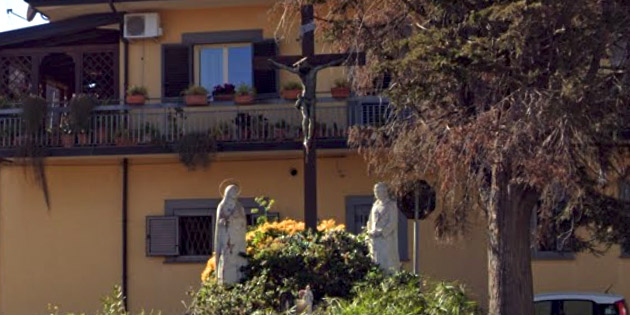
122, 158, 129, 310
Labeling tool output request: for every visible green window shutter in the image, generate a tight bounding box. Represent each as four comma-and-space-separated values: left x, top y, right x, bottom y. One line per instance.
252, 39, 277, 95
162, 44, 191, 99
146, 216, 179, 256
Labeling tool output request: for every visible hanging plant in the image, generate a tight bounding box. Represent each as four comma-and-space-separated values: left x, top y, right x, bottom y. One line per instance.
21, 95, 47, 135
176, 132, 217, 170
17, 95, 50, 209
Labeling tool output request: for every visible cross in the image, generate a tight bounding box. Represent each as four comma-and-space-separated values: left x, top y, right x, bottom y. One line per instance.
256, 4, 365, 230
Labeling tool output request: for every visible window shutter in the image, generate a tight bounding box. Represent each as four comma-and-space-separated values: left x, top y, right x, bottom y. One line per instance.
162, 44, 191, 99
146, 216, 179, 256
252, 39, 278, 95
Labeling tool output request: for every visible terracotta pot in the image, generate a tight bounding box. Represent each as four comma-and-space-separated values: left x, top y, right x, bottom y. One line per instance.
61, 134, 74, 148
115, 137, 135, 147
185, 94, 208, 106
126, 95, 146, 105
331, 87, 351, 99
213, 94, 234, 102
77, 133, 89, 146
282, 89, 301, 100
234, 94, 255, 105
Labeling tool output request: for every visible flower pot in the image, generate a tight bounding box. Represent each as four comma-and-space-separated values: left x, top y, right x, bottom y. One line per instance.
234, 94, 255, 105
185, 94, 208, 106
115, 137, 135, 147
61, 134, 74, 148
282, 89, 301, 100
126, 95, 146, 105
331, 87, 351, 99
77, 133, 89, 146
213, 94, 234, 102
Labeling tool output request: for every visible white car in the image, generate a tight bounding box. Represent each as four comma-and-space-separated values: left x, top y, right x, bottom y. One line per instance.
535, 292, 628, 315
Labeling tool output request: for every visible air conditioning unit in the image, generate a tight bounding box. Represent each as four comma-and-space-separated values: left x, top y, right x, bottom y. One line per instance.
124, 13, 162, 39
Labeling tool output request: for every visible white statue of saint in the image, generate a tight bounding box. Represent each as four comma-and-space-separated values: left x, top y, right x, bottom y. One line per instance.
214, 184, 248, 285
366, 182, 401, 273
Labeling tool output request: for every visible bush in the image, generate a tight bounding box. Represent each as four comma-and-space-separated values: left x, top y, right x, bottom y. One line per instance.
236, 83, 256, 96
321, 271, 481, 315
282, 81, 302, 91
126, 86, 148, 97
68, 94, 97, 133
182, 85, 209, 96
48, 286, 160, 315
189, 218, 480, 315
190, 219, 370, 314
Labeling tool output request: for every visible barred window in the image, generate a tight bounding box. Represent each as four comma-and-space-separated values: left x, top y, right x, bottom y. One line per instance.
179, 216, 213, 256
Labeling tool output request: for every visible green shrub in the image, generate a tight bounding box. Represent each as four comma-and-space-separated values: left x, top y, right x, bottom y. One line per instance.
20, 95, 47, 133
126, 86, 148, 97
282, 81, 302, 91
47, 286, 160, 315
182, 85, 209, 96
189, 224, 373, 314
321, 271, 481, 315
235, 83, 256, 96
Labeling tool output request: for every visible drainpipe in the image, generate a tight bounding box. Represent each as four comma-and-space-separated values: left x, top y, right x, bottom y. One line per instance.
122, 158, 129, 310
413, 188, 420, 274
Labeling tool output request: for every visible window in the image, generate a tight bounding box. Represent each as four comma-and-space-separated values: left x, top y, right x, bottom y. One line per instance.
619, 180, 630, 256
195, 44, 253, 92
534, 301, 553, 315
345, 196, 409, 261
562, 300, 595, 315
146, 198, 278, 263
532, 202, 575, 260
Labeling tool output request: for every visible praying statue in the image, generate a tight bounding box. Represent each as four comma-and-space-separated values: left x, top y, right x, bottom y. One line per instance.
214, 184, 247, 285
366, 182, 401, 273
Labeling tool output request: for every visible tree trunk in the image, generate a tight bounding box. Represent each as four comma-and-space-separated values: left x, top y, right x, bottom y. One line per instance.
487, 164, 539, 315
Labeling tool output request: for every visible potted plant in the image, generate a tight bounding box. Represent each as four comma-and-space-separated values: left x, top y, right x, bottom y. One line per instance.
183, 85, 209, 106
234, 84, 256, 105
126, 86, 148, 105
331, 78, 351, 99
212, 84, 235, 101
69, 94, 96, 146
281, 81, 302, 100
274, 120, 289, 141
115, 128, 134, 146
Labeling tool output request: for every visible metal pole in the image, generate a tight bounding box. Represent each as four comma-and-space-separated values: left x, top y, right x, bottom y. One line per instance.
413, 188, 420, 274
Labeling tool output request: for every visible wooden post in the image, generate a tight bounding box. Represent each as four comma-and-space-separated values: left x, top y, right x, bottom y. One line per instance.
302, 4, 318, 230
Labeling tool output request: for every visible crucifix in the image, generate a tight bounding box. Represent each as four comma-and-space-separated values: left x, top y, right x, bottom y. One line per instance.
261, 4, 365, 229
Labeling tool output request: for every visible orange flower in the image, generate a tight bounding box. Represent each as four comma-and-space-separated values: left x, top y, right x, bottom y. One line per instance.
201, 256, 216, 282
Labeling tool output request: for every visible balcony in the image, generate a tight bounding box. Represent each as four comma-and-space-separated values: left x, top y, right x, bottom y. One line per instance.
0, 98, 388, 158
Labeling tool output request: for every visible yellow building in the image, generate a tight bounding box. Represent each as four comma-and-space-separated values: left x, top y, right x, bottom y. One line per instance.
0, 1, 627, 314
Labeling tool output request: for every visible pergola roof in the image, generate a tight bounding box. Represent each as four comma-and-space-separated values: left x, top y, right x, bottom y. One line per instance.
0, 13, 121, 49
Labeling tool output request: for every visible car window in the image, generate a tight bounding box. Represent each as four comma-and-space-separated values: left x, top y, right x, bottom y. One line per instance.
535, 301, 553, 315
562, 300, 594, 315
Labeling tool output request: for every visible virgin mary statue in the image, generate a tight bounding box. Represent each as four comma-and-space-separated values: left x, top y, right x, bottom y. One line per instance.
214, 184, 247, 285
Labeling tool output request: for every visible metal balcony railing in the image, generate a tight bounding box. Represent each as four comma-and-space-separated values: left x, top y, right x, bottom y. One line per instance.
0, 100, 390, 150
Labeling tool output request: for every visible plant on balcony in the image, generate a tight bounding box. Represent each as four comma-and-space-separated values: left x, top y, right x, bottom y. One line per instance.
0, 96, 16, 109
210, 121, 233, 141
176, 132, 217, 170
139, 123, 162, 145
16, 95, 50, 208
274, 119, 290, 141
234, 84, 256, 105
59, 119, 74, 148
281, 81, 302, 100
114, 128, 135, 146
68, 94, 97, 146
126, 86, 148, 105
331, 78, 351, 99
234, 113, 269, 140
182, 85, 209, 106
212, 83, 236, 101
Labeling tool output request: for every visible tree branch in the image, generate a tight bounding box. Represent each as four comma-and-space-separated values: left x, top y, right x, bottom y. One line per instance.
268, 59, 299, 74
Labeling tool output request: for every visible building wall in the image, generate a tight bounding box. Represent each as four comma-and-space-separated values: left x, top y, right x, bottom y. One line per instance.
0, 153, 628, 314
123, 5, 345, 100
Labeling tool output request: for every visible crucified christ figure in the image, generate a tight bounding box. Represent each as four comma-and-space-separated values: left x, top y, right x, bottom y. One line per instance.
269, 57, 345, 151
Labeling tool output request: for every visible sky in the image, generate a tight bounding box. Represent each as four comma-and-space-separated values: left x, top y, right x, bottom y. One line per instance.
0, 0, 47, 33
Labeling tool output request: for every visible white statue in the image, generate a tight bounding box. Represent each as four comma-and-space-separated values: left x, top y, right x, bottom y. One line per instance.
214, 184, 248, 285
366, 182, 401, 273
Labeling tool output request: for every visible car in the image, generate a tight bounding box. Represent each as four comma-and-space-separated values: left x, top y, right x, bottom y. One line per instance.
535, 292, 628, 315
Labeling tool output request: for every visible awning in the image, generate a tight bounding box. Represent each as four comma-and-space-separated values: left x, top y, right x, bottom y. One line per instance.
0, 13, 122, 49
